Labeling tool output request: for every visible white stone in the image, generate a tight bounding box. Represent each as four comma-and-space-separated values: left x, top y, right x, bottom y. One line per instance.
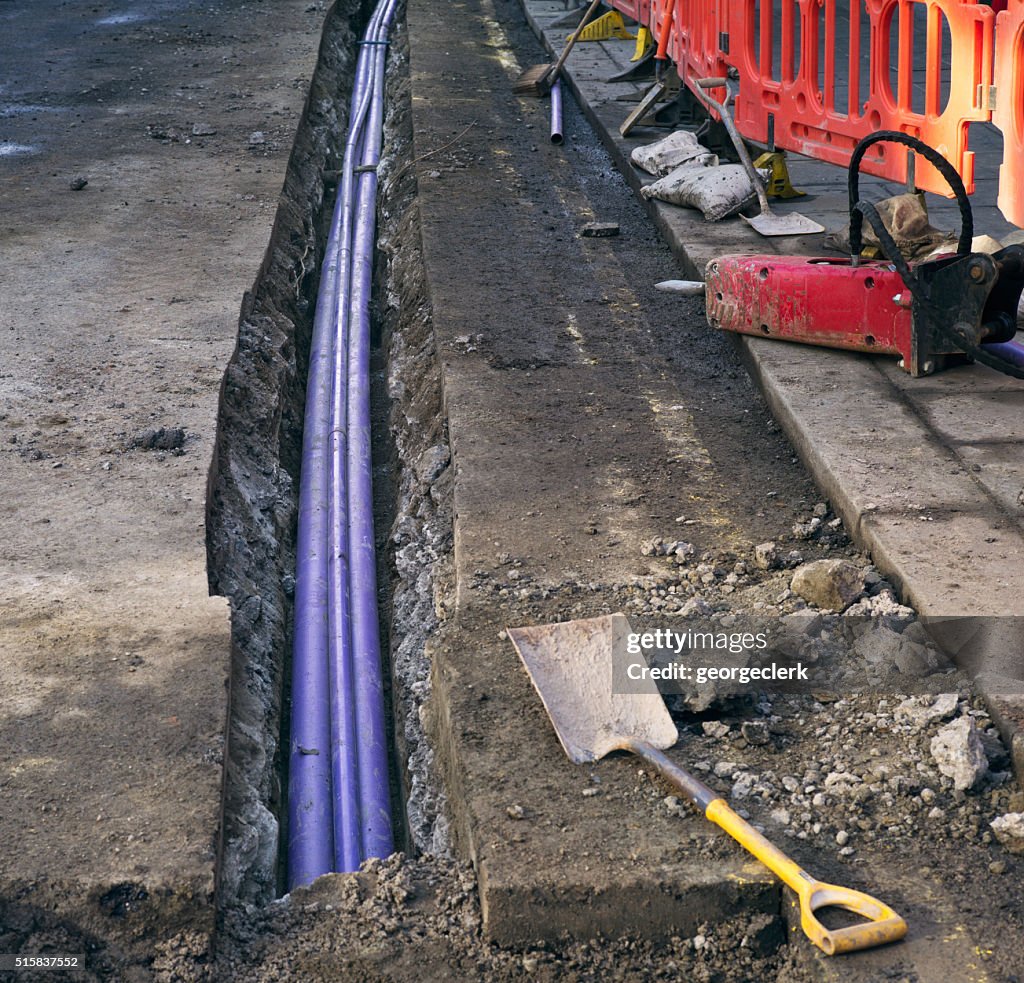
991, 812, 1024, 854
930, 717, 988, 791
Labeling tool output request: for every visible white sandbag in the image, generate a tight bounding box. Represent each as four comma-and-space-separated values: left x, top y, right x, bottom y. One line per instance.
640, 163, 769, 222
630, 131, 716, 177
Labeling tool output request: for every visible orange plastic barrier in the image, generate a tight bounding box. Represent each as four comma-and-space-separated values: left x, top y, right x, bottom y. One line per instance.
655, 0, 731, 91
612, 0, 643, 21
608, 0, 997, 198
992, 0, 1024, 224
727, 0, 994, 195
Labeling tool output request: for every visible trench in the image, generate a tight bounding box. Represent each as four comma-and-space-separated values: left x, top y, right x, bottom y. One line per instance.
206, 0, 450, 904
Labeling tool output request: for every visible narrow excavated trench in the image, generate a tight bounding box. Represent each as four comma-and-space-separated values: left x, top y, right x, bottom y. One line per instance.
206, 0, 451, 904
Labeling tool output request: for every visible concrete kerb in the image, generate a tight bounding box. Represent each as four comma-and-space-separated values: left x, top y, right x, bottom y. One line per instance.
519, 0, 1024, 773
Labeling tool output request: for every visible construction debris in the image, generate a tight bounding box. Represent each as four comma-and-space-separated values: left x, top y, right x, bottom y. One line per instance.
790, 559, 863, 612
991, 812, 1024, 854
581, 221, 620, 237
930, 717, 989, 791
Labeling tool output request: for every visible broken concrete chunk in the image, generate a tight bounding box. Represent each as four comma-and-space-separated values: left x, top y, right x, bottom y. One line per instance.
753, 542, 777, 571
990, 812, 1024, 854
843, 589, 915, 621
678, 596, 712, 619
580, 222, 619, 237
790, 559, 863, 611
893, 637, 941, 675
414, 444, 450, 485
741, 720, 770, 746
672, 542, 696, 563
930, 717, 988, 791
702, 720, 730, 739
792, 517, 821, 540
131, 426, 186, 451
654, 279, 705, 295
894, 693, 959, 728
852, 625, 903, 665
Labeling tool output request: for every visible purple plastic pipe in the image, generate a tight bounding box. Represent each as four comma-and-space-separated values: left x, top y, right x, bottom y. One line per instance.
550, 79, 563, 145
325, 0, 391, 877
288, 0, 398, 889
287, 169, 344, 890
345, 0, 397, 862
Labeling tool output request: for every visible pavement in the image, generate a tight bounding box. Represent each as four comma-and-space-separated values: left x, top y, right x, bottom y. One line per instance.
0, 0, 327, 955
407, 0, 782, 944
406, 0, 1024, 973
520, 0, 1024, 775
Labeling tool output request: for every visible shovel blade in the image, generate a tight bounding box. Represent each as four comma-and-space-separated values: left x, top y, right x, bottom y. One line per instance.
742, 211, 825, 237
507, 614, 678, 764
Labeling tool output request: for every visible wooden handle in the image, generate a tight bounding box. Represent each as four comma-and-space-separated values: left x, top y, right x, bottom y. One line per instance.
549, 0, 605, 80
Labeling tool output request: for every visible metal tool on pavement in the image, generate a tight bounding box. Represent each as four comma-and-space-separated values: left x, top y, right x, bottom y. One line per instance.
655, 279, 705, 295
514, 0, 603, 97
692, 76, 823, 237
705, 131, 1024, 378
507, 614, 908, 956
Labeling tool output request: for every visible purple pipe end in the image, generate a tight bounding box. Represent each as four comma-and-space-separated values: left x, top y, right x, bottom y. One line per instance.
550, 79, 563, 146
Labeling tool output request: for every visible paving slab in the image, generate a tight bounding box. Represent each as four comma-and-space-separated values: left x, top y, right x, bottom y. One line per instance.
521, 1, 1024, 773
0, 0, 324, 954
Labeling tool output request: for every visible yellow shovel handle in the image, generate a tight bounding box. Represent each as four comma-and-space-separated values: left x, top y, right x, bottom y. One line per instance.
706, 799, 907, 955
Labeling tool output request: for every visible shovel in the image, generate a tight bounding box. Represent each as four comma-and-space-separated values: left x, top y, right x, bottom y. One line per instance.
692, 77, 824, 237
507, 614, 907, 956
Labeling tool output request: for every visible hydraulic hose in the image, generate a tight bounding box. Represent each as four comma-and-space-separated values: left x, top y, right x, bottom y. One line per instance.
849, 131, 1024, 380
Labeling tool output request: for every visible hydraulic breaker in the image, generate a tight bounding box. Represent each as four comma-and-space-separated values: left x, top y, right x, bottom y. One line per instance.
705, 131, 1024, 378
705, 248, 1024, 376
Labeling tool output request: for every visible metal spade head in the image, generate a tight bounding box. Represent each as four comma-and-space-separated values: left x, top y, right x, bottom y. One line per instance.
507, 613, 678, 764
742, 209, 825, 237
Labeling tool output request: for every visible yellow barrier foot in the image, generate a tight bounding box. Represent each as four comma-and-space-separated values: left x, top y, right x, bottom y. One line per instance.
753, 151, 807, 198
570, 10, 636, 42
630, 25, 653, 61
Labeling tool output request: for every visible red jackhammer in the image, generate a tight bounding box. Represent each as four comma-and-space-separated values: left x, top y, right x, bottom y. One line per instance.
705, 132, 1024, 378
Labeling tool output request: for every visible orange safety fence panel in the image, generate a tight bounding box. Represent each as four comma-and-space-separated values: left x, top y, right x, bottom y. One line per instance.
650, 0, 732, 95
993, 0, 1024, 224
608, 0, 653, 26
726, 0, 994, 195
608, 0, 996, 198
614, 0, 643, 20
